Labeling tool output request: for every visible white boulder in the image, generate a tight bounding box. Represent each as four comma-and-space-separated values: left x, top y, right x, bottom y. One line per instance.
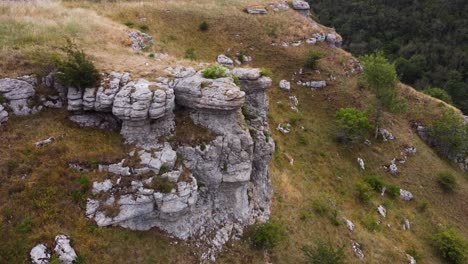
30, 244, 51, 264
54, 235, 77, 264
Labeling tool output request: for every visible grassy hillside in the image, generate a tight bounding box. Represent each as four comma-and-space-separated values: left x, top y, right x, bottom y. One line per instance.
0, 1, 466, 263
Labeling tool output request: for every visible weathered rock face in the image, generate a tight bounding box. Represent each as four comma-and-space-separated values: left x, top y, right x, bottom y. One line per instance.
128, 30, 154, 51
292, 0, 310, 17
0, 77, 41, 116
0, 104, 8, 125
63, 67, 275, 260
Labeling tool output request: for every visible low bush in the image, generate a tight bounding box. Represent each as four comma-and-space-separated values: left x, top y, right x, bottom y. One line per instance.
149, 177, 173, 193
334, 108, 371, 144
184, 48, 197, 60
364, 175, 384, 192
250, 221, 286, 250
302, 241, 345, 264
260, 67, 272, 77
424, 87, 452, 104
362, 214, 382, 232
202, 65, 228, 79
428, 110, 467, 158
304, 50, 324, 69
356, 182, 373, 203
56, 40, 100, 89
431, 228, 467, 264
438, 172, 458, 192
199, 21, 209, 31
16, 216, 33, 233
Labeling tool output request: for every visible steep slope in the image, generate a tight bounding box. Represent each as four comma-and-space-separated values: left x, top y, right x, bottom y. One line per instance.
0, 1, 466, 263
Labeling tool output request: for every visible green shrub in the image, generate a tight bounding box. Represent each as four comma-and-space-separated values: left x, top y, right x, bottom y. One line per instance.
79, 175, 90, 192
159, 164, 168, 175
362, 214, 382, 232
202, 65, 228, 79
250, 222, 286, 250
364, 175, 385, 192
386, 185, 400, 199
438, 172, 458, 192
424, 87, 452, 104
260, 67, 272, 77
138, 24, 149, 32
56, 41, 100, 89
16, 216, 33, 233
356, 182, 373, 203
335, 108, 371, 144
199, 21, 209, 31
123, 21, 134, 28
431, 228, 467, 264
149, 177, 173, 193
428, 110, 467, 158
360, 51, 406, 123
304, 50, 324, 69
302, 241, 345, 264
184, 48, 198, 60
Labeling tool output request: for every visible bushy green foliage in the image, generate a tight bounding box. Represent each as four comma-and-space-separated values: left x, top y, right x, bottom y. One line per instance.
150, 177, 173, 193
334, 108, 371, 144
308, 0, 468, 112
356, 182, 373, 203
360, 52, 398, 108
424, 87, 453, 104
199, 21, 209, 31
386, 185, 400, 199
362, 214, 382, 232
302, 241, 345, 264
260, 67, 272, 77
184, 48, 197, 60
437, 172, 458, 193
304, 50, 324, 69
364, 175, 384, 191
431, 228, 467, 264
16, 216, 33, 233
202, 65, 228, 79
428, 110, 467, 158
56, 41, 100, 89
250, 222, 286, 250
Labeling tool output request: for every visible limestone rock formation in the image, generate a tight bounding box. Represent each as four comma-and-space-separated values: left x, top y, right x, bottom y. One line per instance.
0, 77, 40, 116
53, 67, 276, 260
54, 235, 77, 264
279, 80, 290, 91
128, 30, 154, 51
246, 6, 267, 14
0, 104, 8, 125
30, 244, 51, 264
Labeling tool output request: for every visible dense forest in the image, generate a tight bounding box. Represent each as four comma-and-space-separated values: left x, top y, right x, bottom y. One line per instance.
308, 0, 468, 113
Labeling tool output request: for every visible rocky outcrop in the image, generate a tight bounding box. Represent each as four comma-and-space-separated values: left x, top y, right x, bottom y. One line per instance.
292, 0, 310, 17
64, 67, 275, 261
128, 30, 154, 51
54, 235, 77, 264
0, 77, 41, 116
30, 244, 50, 264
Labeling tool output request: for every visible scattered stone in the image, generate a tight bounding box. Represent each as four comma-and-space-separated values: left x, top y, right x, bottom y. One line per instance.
246, 6, 267, 14
400, 189, 413, 201
216, 54, 234, 66
99, 160, 131, 176
364, 139, 372, 146
297, 80, 327, 89
381, 186, 386, 196
351, 240, 364, 259
403, 146, 417, 155
377, 205, 386, 218
30, 244, 51, 264
407, 254, 417, 264
344, 218, 354, 232
68, 162, 91, 173
279, 80, 290, 91
357, 158, 365, 170
268, 1, 289, 12
54, 235, 77, 264
292, 0, 310, 10
35, 137, 55, 148
277, 123, 291, 134
389, 163, 398, 175
291, 40, 302, 47
325, 32, 342, 48
128, 30, 154, 51
306, 37, 317, 45
378, 128, 395, 141
403, 219, 410, 230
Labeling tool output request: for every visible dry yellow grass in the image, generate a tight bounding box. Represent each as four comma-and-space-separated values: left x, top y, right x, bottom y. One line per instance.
0, 1, 466, 263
